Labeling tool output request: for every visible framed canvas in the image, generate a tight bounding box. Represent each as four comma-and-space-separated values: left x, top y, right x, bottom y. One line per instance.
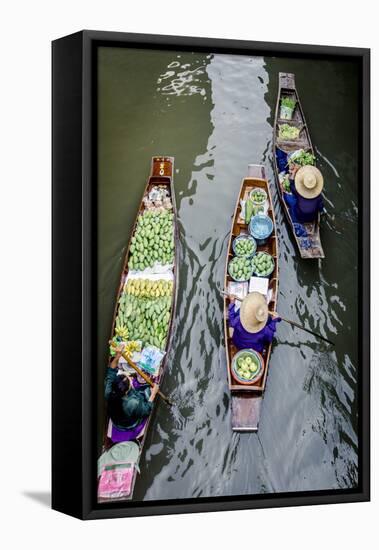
52, 30, 370, 520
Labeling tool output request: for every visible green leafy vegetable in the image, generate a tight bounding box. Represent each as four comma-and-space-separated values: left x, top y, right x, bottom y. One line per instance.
289, 150, 316, 167
282, 174, 291, 192
281, 97, 296, 110
278, 124, 300, 140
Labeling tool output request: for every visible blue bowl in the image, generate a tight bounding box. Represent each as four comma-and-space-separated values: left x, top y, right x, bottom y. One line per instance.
249, 214, 274, 245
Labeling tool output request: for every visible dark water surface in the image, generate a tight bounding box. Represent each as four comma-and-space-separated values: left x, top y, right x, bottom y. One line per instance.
97, 47, 359, 500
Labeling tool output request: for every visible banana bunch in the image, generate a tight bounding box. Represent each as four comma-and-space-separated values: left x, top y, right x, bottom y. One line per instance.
115, 314, 129, 340
115, 325, 129, 339
109, 337, 141, 358
125, 278, 173, 298
123, 340, 141, 359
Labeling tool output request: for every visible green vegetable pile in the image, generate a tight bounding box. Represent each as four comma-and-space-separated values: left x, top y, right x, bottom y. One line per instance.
282, 174, 291, 192
278, 124, 300, 140
252, 252, 275, 277
290, 150, 316, 167
235, 353, 260, 381
280, 97, 296, 110
250, 188, 266, 204
234, 237, 255, 258
115, 281, 173, 350
129, 210, 174, 271
228, 256, 253, 281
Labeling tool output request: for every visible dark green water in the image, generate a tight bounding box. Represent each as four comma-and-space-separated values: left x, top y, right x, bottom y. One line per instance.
97, 47, 359, 499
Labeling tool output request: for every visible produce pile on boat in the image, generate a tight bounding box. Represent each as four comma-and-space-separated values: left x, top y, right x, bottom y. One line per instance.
228, 256, 254, 282
233, 235, 256, 258
113, 286, 172, 351
233, 351, 261, 382
288, 149, 315, 168
249, 188, 266, 205
128, 210, 174, 271
280, 96, 296, 119
252, 252, 275, 277
124, 278, 173, 298
278, 124, 300, 140
110, 184, 175, 360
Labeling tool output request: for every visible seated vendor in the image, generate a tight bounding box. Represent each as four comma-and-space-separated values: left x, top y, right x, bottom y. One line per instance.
286, 165, 324, 224
228, 292, 281, 353
104, 344, 159, 432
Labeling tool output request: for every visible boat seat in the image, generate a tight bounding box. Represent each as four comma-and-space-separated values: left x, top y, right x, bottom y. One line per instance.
107, 418, 147, 443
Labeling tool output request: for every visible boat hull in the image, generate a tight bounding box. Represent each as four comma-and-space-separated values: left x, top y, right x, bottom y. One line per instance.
224, 164, 278, 432
99, 156, 178, 502
273, 72, 324, 259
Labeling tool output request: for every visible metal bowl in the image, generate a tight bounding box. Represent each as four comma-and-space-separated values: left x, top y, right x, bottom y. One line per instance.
231, 349, 264, 385
227, 257, 254, 282
252, 251, 275, 278
232, 234, 257, 258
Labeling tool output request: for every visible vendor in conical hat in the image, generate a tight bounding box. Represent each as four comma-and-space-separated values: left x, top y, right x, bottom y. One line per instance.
285, 165, 325, 224
228, 292, 281, 352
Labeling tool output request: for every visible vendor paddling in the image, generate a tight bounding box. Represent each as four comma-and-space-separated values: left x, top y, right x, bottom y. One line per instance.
285, 165, 325, 224
228, 292, 281, 352
105, 344, 159, 433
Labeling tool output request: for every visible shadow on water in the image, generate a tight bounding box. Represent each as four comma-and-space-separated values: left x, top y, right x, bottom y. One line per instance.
97, 49, 359, 500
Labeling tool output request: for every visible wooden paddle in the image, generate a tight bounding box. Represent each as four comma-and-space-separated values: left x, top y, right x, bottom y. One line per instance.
221, 291, 335, 346
109, 340, 174, 407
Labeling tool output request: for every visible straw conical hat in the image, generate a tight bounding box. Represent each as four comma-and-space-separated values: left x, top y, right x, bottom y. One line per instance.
295, 165, 324, 199
240, 292, 268, 334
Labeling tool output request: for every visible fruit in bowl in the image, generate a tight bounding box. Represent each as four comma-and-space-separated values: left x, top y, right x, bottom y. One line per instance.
231, 349, 264, 384
228, 256, 253, 282
252, 251, 275, 277
233, 235, 256, 258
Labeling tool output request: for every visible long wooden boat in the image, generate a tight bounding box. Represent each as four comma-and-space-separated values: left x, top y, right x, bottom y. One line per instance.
224, 164, 278, 432
98, 156, 178, 502
273, 72, 324, 259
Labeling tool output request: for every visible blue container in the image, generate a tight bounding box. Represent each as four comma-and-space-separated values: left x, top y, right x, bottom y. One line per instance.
249, 214, 274, 245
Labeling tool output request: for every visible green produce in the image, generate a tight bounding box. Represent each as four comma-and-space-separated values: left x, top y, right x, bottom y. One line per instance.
280, 97, 297, 120
245, 198, 254, 224
278, 124, 300, 140
280, 97, 296, 110
234, 237, 256, 258
252, 252, 275, 277
114, 283, 173, 350
125, 278, 173, 298
236, 354, 260, 380
282, 174, 291, 192
289, 150, 316, 167
128, 210, 174, 271
228, 256, 253, 281
250, 189, 266, 204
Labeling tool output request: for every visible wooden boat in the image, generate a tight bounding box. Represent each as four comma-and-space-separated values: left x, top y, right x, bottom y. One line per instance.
273, 72, 324, 259
224, 164, 278, 432
99, 156, 178, 501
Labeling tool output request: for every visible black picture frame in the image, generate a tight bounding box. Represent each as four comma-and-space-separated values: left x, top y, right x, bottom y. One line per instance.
52, 30, 370, 520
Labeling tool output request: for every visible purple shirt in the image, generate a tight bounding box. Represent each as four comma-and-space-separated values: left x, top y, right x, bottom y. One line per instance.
228, 304, 280, 352
290, 180, 324, 223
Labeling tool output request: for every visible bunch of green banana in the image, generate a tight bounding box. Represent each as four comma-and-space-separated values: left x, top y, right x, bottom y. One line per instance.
115, 291, 172, 350
128, 210, 174, 271
124, 278, 173, 298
